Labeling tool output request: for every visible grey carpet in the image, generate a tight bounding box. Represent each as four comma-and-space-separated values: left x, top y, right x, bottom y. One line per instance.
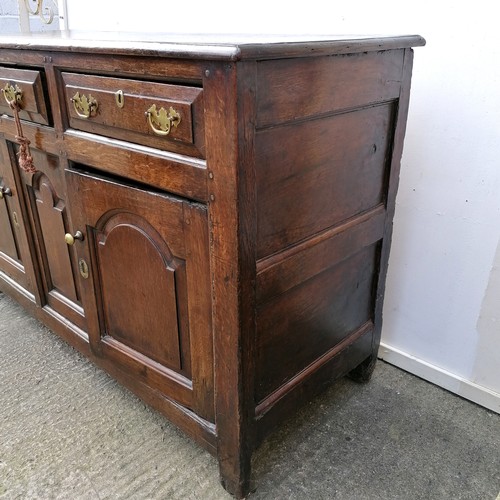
1, 292, 499, 499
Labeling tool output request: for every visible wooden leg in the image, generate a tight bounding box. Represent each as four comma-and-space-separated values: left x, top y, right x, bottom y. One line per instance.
347, 353, 377, 383
218, 445, 252, 499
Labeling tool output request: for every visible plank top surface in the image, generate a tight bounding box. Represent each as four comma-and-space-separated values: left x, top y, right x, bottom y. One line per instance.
0, 31, 426, 60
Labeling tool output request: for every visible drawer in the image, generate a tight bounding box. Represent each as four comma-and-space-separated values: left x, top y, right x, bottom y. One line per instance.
0, 67, 50, 125
61, 72, 205, 157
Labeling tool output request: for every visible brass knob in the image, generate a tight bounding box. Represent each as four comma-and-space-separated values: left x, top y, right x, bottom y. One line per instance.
0, 186, 12, 199
64, 230, 84, 245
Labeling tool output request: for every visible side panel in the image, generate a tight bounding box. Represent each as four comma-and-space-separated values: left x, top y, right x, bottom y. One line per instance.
256, 244, 379, 401
253, 49, 412, 439
256, 103, 395, 258
256, 50, 403, 127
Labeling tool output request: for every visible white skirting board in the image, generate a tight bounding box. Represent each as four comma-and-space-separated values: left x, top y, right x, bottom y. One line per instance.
379, 343, 500, 415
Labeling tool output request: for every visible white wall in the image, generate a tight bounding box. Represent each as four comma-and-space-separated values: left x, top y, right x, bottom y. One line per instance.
63, 0, 500, 412
0, 0, 62, 33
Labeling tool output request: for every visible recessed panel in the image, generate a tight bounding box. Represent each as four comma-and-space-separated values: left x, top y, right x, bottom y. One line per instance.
256, 103, 395, 258
96, 215, 184, 372
256, 243, 379, 401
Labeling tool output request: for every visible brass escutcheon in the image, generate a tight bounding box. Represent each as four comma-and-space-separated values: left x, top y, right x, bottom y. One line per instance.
145, 104, 181, 136
2, 83, 23, 106
115, 89, 125, 108
12, 211, 19, 228
71, 92, 98, 119
78, 258, 89, 279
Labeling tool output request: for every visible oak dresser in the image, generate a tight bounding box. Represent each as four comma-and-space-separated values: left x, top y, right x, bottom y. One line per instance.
0, 32, 425, 497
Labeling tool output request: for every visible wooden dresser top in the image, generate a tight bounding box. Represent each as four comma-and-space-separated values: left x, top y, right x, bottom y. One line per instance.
0, 32, 425, 60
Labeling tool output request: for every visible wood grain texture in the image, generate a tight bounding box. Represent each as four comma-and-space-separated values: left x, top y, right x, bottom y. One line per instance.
0, 141, 28, 283
257, 205, 386, 304
0, 194, 18, 260
0, 33, 425, 61
254, 324, 373, 445
255, 321, 373, 418
0, 139, 39, 298
204, 60, 253, 498
256, 244, 379, 401
0, 66, 51, 125
183, 202, 214, 422
96, 217, 184, 371
18, 147, 85, 329
0, 118, 59, 157
256, 103, 395, 258
256, 50, 404, 127
0, 36, 423, 499
63, 132, 208, 203
65, 169, 213, 417
370, 48, 416, 356
61, 72, 205, 157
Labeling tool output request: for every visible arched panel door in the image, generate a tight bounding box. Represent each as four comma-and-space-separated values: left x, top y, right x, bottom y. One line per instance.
95, 213, 188, 375
65, 169, 213, 422
0, 140, 35, 295
19, 147, 85, 330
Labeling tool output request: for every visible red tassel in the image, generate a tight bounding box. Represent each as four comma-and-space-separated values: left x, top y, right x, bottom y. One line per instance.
16, 137, 37, 174
9, 101, 37, 174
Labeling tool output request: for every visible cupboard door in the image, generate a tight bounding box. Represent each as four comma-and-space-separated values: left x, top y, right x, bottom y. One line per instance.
17, 147, 85, 329
66, 169, 213, 421
0, 140, 36, 296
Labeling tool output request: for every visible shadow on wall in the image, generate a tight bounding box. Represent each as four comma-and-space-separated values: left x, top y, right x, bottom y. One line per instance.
475, 236, 500, 393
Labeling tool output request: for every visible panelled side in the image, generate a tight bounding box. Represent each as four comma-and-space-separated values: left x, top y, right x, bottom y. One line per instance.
254, 50, 405, 425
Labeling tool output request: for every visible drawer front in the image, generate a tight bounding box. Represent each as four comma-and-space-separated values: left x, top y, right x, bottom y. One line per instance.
62, 72, 205, 157
0, 67, 50, 125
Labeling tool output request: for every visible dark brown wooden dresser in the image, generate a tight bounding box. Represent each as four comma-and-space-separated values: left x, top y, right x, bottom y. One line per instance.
0, 32, 425, 497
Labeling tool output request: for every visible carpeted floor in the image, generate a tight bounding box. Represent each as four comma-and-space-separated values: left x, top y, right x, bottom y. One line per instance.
1, 292, 499, 499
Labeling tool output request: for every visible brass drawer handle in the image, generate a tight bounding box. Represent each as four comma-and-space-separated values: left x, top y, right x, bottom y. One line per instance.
2, 83, 23, 107
64, 230, 84, 245
145, 104, 181, 136
2, 85, 37, 173
71, 92, 98, 119
0, 186, 12, 199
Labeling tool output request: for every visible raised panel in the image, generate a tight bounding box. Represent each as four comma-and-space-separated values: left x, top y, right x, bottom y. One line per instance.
257, 207, 386, 304
65, 169, 213, 418
0, 140, 34, 293
256, 243, 379, 401
0, 143, 21, 263
96, 214, 184, 372
0, 188, 19, 261
19, 148, 85, 327
30, 173, 78, 303
256, 103, 395, 259
256, 50, 403, 127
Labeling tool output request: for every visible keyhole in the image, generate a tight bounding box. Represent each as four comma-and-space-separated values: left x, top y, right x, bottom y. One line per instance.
78, 258, 89, 279
12, 211, 20, 228
115, 90, 124, 108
